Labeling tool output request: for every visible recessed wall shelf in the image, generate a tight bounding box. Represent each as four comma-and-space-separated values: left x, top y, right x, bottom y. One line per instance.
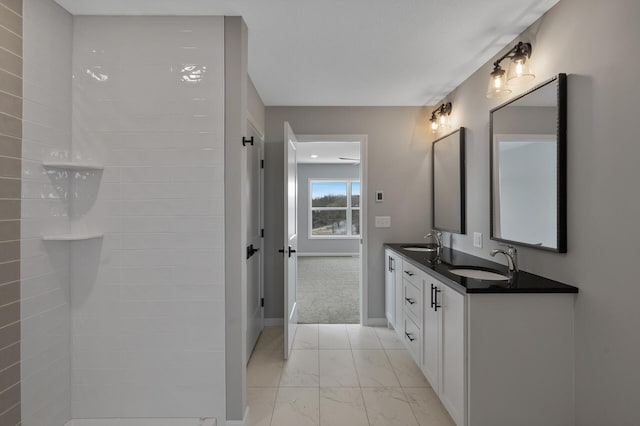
42, 233, 104, 241
42, 161, 104, 171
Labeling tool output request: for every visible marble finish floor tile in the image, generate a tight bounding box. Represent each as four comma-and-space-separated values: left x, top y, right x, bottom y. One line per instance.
320, 387, 369, 426
386, 349, 430, 388
352, 350, 401, 387
319, 324, 350, 349
247, 350, 284, 387
293, 324, 319, 349
404, 387, 456, 426
246, 325, 455, 426
375, 326, 406, 349
319, 350, 360, 387
362, 387, 419, 426
272, 387, 320, 426
255, 326, 284, 352
346, 325, 383, 349
247, 387, 277, 426
279, 349, 319, 387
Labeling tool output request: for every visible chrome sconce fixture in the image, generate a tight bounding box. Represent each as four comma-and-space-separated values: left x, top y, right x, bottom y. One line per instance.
486, 41, 535, 98
429, 102, 452, 133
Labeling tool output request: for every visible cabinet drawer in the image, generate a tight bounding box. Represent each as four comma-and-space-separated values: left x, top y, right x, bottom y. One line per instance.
401, 261, 422, 287
403, 315, 421, 363
403, 279, 422, 324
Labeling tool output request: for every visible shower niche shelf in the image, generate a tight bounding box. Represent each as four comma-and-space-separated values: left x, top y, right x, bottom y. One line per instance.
42, 161, 104, 171
42, 233, 104, 241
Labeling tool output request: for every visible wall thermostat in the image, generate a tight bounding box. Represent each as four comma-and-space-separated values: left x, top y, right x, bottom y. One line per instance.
375, 191, 384, 202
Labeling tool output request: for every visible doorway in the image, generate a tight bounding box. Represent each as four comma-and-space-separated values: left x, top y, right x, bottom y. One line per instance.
295, 135, 368, 325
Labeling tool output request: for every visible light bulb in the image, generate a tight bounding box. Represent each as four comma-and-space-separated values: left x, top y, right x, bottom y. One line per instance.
494, 75, 503, 89
514, 61, 524, 77
431, 120, 438, 132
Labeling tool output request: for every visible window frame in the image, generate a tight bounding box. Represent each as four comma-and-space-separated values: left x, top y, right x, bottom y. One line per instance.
308, 178, 361, 239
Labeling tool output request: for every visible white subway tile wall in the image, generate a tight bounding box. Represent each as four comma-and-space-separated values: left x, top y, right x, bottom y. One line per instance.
69, 16, 225, 419
21, 0, 73, 425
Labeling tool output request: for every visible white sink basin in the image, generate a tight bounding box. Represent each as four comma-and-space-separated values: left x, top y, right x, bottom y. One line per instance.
401, 245, 437, 252
449, 268, 509, 281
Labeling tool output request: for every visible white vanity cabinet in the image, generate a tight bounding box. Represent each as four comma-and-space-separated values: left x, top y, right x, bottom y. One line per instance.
385, 246, 576, 426
384, 249, 403, 328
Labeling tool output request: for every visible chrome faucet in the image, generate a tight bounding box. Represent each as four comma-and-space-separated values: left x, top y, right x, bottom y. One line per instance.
490, 245, 519, 277
424, 230, 443, 256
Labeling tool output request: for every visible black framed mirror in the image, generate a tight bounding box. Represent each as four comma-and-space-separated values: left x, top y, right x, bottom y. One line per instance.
432, 127, 466, 234
490, 73, 567, 252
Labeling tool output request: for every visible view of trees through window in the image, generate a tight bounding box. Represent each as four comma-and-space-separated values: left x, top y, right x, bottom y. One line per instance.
311, 180, 360, 236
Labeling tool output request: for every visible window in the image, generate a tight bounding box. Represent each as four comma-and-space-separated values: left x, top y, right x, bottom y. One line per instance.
310, 180, 360, 237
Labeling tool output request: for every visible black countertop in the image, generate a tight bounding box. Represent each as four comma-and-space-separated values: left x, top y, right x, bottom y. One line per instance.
384, 243, 579, 294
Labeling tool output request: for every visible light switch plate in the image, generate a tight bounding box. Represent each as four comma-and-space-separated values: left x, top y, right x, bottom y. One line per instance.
375, 216, 391, 228
473, 232, 482, 248
375, 191, 384, 202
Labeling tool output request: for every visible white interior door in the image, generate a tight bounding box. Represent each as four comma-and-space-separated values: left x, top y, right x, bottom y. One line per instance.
283, 122, 298, 359
246, 125, 264, 359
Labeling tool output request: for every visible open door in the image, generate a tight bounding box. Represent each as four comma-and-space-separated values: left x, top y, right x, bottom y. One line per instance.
283, 122, 298, 359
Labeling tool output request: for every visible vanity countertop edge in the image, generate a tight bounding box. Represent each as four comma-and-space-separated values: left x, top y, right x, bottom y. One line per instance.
384, 243, 579, 295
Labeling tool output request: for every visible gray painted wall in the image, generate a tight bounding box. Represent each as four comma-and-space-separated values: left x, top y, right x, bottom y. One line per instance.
430, 0, 640, 424
264, 107, 431, 321
297, 163, 360, 254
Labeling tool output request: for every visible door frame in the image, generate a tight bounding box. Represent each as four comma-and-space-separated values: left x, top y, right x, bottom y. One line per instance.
246, 119, 265, 358
296, 134, 369, 325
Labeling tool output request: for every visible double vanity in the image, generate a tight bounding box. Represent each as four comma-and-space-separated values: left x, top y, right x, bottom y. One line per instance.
384, 244, 578, 426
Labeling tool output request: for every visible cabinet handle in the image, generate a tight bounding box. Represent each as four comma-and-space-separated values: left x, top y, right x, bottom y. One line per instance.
388, 257, 395, 272
405, 332, 416, 342
405, 297, 416, 305
404, 270, 414, 276
434, 287, 442, 312
430, 284, 435, 309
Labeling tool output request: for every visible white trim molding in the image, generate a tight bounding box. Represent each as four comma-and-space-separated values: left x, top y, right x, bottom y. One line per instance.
365, 317, 389, 327
226, 406, 249, 426
297, 252, 360, 257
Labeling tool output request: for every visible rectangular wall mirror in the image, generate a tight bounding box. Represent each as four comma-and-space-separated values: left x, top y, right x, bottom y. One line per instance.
490, 73, 567, 252
433, 127, 466, 234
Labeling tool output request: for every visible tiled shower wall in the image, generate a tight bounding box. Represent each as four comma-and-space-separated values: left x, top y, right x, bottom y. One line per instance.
21, 0, 73, 424
0, 0, 22, 425
70, 16, 226, 420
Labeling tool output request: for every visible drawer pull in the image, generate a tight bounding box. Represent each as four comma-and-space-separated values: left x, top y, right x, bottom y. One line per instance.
405, 332, 416, 342
404, 270, 414, 276
405, 297, 416, 305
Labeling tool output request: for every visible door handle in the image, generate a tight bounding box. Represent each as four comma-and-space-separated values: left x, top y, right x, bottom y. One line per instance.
246, 244, 260, 259
405, 332, 416, 342
405, 297, 416, 305
288, 246, 297, 258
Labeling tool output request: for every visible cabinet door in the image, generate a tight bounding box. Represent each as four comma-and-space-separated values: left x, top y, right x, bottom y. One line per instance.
439, 284, 465, 426
422, 279, 440, 391
384, 250, 395, 326
394, 258, 403, 334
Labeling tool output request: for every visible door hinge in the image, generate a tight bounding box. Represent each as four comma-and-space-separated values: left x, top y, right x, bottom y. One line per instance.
261, 159, 264, 169
242, 136, 254, 147
261, 298, 264, 307
261, 228, 264, 238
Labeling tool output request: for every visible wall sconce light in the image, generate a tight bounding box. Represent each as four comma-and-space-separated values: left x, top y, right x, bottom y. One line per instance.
429, 102, 452, 133
486, 41, 535, 98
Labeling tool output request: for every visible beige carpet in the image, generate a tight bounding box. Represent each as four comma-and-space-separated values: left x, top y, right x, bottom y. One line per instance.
297, 256, 360, 324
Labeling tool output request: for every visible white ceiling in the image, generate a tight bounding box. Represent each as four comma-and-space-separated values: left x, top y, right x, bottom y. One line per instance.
297, 142, 360, 165
54, 0, 559, 106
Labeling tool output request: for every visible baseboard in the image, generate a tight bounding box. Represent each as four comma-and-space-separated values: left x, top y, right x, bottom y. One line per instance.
365, 317, 388, 326
264, 318, 283, 326
69, 419, 216, 426
297, 252, 359, 257
226, 406, 249, 426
